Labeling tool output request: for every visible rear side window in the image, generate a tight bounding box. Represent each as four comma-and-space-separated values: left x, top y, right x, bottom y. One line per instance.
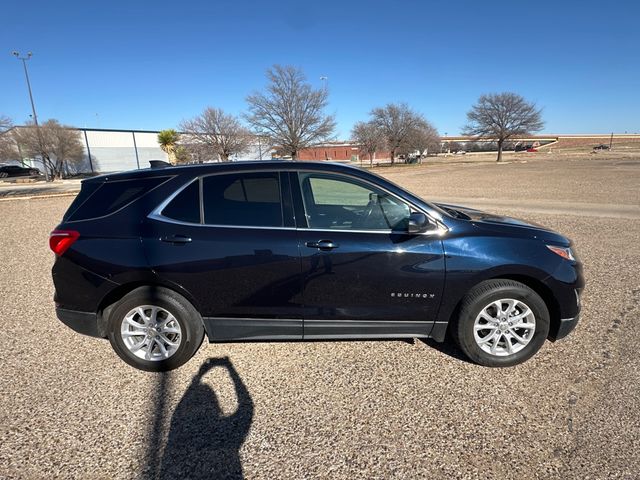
202, 172, 282, 227
63, 182, 101, 221
161, 180, 201, 224
67, 177, 167, 221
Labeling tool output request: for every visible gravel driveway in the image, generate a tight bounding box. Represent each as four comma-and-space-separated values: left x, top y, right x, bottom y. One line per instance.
0, 156, 638, 479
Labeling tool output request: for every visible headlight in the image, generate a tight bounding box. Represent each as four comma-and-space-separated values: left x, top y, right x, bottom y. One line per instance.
546, 245, 575, 261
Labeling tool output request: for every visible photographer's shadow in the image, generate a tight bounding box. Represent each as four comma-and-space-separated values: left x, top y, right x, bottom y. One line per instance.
158, 357, 254, 480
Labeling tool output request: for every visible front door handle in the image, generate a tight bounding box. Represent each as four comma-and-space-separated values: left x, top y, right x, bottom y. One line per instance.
161, 235, 192, 244
305, 240, 339, 251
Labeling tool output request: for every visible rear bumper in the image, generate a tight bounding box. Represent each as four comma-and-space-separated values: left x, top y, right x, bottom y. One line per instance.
56, 307, 104, 338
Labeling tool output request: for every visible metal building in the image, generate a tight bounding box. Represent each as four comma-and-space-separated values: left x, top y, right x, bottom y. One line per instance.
2, 127, 275, 174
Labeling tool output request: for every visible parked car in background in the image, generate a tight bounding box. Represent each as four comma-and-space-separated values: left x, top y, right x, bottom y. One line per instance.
593, 144, 610, 150
50, 161, 584, 371
515, 144, 535, 152
0, 164, 41, 178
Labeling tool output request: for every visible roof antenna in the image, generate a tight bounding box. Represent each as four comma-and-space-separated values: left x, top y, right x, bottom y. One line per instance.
149, 160, 171, 169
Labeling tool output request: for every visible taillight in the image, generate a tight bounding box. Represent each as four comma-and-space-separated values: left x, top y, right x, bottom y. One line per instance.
49, 230, 80, 256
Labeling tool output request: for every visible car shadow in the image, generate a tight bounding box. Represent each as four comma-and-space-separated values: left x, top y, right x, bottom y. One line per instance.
419, 336, 475, 364
150, 357, 254, 480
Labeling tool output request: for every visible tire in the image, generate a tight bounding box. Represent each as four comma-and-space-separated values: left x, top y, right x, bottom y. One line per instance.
107, 286, 205, 372
452, 279, 550, 367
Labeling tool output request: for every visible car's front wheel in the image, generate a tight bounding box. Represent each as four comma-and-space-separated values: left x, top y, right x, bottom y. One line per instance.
107, 287, 205, 372
452, 279, 550, 367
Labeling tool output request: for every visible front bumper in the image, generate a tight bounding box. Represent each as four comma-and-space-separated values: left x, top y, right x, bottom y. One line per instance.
549, 312, 580, 341
56, 307, 104, 338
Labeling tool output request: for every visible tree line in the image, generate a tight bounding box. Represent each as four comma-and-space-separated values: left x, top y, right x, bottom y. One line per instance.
0, 64, 544, 179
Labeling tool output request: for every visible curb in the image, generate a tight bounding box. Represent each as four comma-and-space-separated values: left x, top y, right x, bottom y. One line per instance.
0, 191, 79, 202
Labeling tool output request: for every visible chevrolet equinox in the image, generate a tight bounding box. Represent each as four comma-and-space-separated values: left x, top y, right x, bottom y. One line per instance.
51, 161, 584, 371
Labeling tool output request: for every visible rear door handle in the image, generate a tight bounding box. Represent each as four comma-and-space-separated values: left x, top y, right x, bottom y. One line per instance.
161, 235, 192, 244
305, 240, 339, 250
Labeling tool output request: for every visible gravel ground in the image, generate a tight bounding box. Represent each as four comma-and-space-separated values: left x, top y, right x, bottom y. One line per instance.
0, 155, 638, 479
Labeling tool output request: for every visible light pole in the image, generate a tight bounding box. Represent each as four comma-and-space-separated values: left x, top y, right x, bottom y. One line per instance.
12, 52, 39, 126
12, 51, 48, 180
319, 76, 329, 91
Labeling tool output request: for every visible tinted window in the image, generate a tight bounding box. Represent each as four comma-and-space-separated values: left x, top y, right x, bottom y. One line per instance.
202, 172, 283, 227
68, 177, 167, 221
63, 182, 101, 221
162, 180, 201, 223
300, 173, 411, 231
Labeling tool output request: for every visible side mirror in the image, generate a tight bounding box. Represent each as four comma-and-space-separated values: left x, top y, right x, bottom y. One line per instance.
407, 212, 429, 233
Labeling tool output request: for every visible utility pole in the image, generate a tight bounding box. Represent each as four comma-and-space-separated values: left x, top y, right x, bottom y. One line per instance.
609, 132, 614, 151
12, 51, 49, 180
12, 52, 39, 126
319, 76, 329, 94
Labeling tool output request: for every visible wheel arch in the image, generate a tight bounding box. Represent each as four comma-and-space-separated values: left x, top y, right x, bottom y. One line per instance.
433, 272, 561, 343
490, 274, 560, 339
96, 281, 202, 338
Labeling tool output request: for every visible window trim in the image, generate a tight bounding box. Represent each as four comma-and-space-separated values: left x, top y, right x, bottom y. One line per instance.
148, 168, 448, 237
149, 170, 292, 229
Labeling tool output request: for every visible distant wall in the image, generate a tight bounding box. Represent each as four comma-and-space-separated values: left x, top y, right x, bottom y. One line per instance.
297, 144, 391, 161
552, 135, 640, 149
5, 127, 276, 173
80, 129, 272, 171
81, 130, 168, 172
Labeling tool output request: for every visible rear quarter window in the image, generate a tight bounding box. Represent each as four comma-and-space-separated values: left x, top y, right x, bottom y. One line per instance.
66, 176, 168, 221
161, 180, 201, 224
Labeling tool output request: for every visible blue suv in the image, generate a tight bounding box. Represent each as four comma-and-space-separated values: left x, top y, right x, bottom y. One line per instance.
51, 161, 583, 371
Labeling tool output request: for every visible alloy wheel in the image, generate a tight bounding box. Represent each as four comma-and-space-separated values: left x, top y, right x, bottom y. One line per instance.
120, 305, 182, 361
473, 298, 536, 357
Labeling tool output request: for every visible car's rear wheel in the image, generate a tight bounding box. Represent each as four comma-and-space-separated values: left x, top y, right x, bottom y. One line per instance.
107, 287, 204, 372
452, 279, 550, 367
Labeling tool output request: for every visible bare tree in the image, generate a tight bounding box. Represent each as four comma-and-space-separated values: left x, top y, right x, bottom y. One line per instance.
351, 121, 384, 166
180, 107, 251, 161
245, 65, 336, 160
462, 92, 544, 162
398, 123, 441, 161
12, 120, 84, 178
0, 116, 19, 162
448, 141, 463, 153
174, 143, 211, 164
369, 103, 437, 164
0, 116, 10, 131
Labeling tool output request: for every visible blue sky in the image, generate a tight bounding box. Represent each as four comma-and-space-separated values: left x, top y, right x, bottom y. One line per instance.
1, 0, 638, 138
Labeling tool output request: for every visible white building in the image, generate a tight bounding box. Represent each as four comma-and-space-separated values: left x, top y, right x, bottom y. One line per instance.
2, 127, 274, 173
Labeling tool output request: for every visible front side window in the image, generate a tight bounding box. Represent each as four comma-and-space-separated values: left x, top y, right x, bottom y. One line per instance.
299, 173, 412, 231
202, 172, 283, 227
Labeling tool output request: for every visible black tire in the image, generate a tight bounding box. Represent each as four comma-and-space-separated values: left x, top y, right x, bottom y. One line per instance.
107, 286, 205, 372
452, 279, 550, 367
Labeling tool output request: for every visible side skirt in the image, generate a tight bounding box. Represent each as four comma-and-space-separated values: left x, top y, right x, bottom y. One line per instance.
202, 317, 438, 342
202, 317, 302, 342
